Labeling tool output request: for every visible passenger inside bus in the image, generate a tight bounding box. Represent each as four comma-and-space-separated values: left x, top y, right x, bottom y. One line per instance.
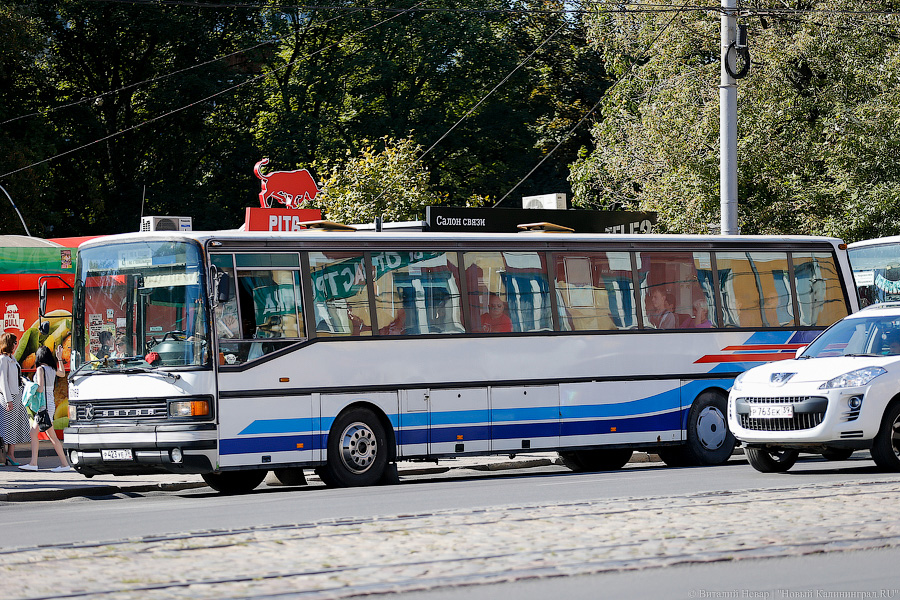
648, 288, 677, 329
481, 293, 512, 333
690, 298, 713, 328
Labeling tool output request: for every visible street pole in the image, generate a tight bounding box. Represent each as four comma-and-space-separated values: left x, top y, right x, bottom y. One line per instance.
720, 0, 739, 235
0, 183, 31, 237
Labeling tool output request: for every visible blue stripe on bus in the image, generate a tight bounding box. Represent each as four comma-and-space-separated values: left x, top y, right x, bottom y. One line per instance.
220, 434, 320, 455
491, 406, 560, 422
560, 410, 682, 436
490, 421, 559, 439
430, 409, 491, 425
238, 417, 317, 435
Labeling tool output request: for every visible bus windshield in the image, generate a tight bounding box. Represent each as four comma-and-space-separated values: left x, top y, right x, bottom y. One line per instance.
71, 241, 210, 371
848, 242, 900, 305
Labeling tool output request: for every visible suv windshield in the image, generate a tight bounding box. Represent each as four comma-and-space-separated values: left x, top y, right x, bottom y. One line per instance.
803, 315, 900, 359
71, 240, 210, 371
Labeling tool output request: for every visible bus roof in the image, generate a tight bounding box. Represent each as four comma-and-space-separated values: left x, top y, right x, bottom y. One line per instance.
848, 236, 900, 249
76, 228, 848, 250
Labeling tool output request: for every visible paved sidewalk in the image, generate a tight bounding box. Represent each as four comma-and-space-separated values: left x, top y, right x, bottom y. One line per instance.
0, 444, 662, 502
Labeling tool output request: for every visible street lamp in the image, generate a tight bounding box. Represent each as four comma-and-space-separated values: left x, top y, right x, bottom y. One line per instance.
0, 183, 31, 237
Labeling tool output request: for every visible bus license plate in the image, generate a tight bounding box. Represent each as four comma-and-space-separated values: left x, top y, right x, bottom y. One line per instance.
750, 405, 794, 419
101, 449, 133, 461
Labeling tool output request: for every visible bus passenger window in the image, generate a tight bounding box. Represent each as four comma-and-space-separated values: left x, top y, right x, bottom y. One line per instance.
370, 251, 464, 335
793, 252, 849, 327
553, 252, 636, 330
308, 252, 372, 337
716, 251, 792, 328
637, 252, 716, 329
464, 251, 551, 333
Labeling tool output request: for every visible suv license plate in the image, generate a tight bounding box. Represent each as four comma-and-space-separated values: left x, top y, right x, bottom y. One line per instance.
101, 449, 133, 461
750, 405, 794, 419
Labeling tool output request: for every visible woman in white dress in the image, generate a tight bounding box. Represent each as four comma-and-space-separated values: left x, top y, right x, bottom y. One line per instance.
19, 345, 71, 472
0, 332, 30, 465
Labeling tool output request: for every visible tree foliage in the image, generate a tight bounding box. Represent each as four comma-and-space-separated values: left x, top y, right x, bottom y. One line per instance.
0, 0, 605, 236
571, 1, 900, 241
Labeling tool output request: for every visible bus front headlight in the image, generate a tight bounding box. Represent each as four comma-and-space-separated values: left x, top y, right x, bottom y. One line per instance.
169, 399, 210, 417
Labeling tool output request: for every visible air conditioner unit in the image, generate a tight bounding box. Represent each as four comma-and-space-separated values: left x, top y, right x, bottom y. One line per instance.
140, 216, 192, 232
522, 193, 566, 210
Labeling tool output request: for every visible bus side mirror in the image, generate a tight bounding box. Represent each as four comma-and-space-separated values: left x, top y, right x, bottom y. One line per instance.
215, 272, 231, 304
39, 280, 47, 317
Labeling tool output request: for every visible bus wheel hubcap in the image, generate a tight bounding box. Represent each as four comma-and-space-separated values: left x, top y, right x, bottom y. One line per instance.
340, 422, 378, 473
697, 406, 726, 451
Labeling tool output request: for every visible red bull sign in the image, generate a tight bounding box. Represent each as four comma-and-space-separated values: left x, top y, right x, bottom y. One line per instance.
244, 207, 323, 231
254, 159, 322, 208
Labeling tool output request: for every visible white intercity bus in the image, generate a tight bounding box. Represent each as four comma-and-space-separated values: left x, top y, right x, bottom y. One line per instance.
59, 226, 856, 492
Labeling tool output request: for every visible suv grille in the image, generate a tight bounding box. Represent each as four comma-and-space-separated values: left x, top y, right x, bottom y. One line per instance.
74, 399, 168, 422
736, 396, 826, 431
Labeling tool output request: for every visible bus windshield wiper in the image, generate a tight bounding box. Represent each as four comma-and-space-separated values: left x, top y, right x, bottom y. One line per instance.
69, 359, 109, 380
117, 366, 181, 381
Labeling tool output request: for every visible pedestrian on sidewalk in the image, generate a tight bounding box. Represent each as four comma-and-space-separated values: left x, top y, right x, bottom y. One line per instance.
19, 345, 71, 472
0, 333, 30, 466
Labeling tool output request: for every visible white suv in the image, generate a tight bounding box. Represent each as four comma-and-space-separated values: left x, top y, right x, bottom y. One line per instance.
728, 302, 900, 472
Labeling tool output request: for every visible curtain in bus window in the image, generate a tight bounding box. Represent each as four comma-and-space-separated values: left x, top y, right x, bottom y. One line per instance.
370, 251, 463, 335
792, 252, 849, 326
553, 252, 637, 330
716, 252, 791, 328
308, 252, 371, 336
636, 252, 716, 329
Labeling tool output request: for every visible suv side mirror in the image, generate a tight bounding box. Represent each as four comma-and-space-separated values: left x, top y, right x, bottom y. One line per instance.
795, 346, 807, 359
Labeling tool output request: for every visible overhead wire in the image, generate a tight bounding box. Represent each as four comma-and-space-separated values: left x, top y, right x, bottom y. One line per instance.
0, 1, 427, 180
493, 0, 694, 206
0, 6, 361, 127
365, 20, 569, 205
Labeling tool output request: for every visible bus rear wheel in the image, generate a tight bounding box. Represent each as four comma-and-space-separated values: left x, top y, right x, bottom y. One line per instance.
672, 391, 735, 466
745, 447, 799, 473
202, 469, 267, 494
558, 448, 633, 472
318, 407, 388, 487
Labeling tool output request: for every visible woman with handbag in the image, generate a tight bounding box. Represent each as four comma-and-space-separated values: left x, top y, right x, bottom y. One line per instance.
0, 332, 30, 466
19, 345, 71, 472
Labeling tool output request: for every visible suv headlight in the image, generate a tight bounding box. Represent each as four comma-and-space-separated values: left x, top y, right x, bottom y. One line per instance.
732, 371, 747, 392
819, 366, 886, 389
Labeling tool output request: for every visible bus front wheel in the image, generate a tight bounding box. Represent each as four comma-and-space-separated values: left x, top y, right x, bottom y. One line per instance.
558, 448, 633, 472
318, 407, 388, 487
202, 469, 267, 494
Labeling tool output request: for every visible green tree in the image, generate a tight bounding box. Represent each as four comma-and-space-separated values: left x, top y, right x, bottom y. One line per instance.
311, 136, 445, 223
570, 1, 900, 241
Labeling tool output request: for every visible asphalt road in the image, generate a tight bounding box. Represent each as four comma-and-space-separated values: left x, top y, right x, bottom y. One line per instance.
3, 453, 900, 600
2, 453, 896, 548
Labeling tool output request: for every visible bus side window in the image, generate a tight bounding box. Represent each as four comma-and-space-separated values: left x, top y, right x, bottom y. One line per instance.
463, 251, 551, 333
308, 252, 372, 337
716, 251, 792, 328
553, 252, 636, 331
637, 252, 715, 329
793, 252, 849, 327
371, 251, 464, 335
